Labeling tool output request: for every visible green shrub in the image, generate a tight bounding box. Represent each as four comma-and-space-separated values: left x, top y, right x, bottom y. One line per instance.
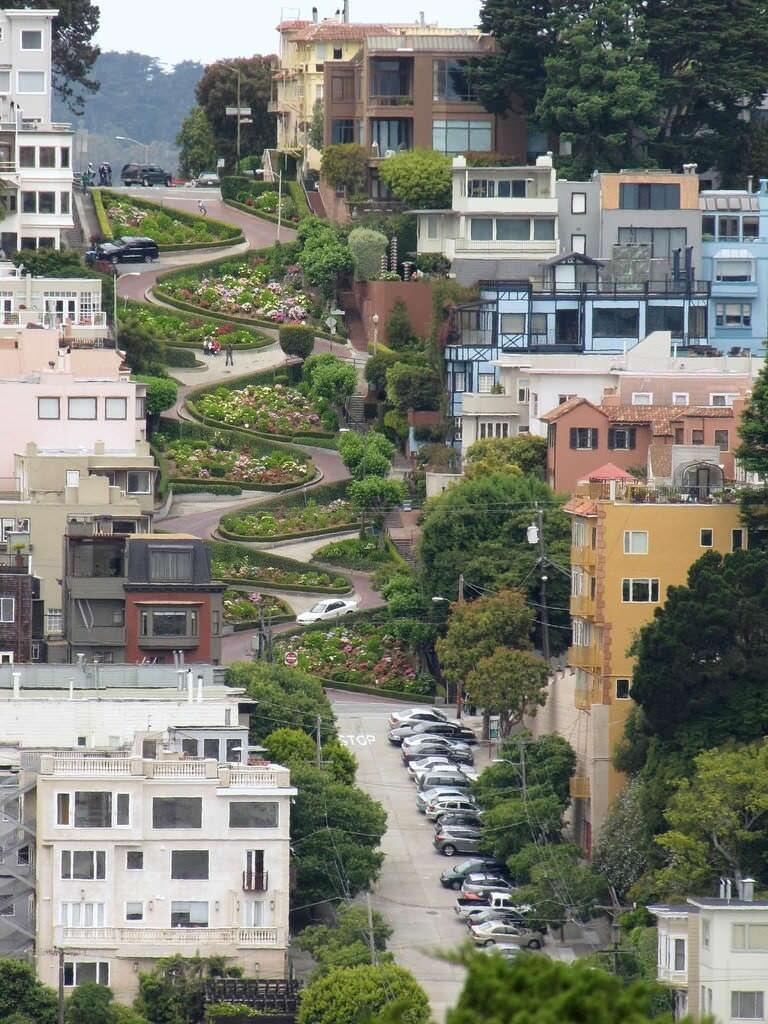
349, 227, 388, 281
279, 323, 316, 359
313, 537, 396, 571
165, 346, 199, 367
172, 482, 242, 495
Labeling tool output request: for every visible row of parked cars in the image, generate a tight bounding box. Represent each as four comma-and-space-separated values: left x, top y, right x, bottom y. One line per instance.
387, 707, 545, 955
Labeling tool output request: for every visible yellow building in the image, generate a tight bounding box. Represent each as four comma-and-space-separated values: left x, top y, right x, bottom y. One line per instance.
563, 486, 745, 851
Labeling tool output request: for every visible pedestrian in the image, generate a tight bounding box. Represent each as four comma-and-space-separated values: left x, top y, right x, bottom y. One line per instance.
106, 162, 112, 186
198, 199, 207, 216
225, 343, 234, 366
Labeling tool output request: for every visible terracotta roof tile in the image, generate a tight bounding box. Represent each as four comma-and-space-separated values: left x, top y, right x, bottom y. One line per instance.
584, 462, 636, 482
563, 498, 598, 516
290, 23, 397, 41
540, 396, 599, 422
676, 406, 735, 419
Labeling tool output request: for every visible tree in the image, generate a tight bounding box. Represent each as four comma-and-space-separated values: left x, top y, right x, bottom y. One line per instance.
309, 100, 324, 150
66, 983, 114, 1024
298, 964, 429, 1024
196, 57, 276, 169
12, 248, 84, 276
436, 589, 534, 694
652, 741, 768, 898
294, 905, 393, 976
365, 349, 402, 395
118, 315, 166, 375
349, 476, 407, 524
338, 431, 395, 479
297, 220, 354, 301
593, 777, 655, 899
446, 948, 684, 1024
385, 300, 414, 350
134, 375, 178, 417
134, 956, 241, 1024
308, 359, 358, 408
7, 0, 100, 113
381, 571, 431, 619
226, 662, 335, 745
419, 472, 572, 653
290, 763, 387, 905
348, 227, 388, 281
536, 0, 661, 177
111, 1008, 150, 1024
321, 144, 368, 194
385, 362, 442, 413
176, 106, 217, 179
466, 648, 549, 736
465, 435, 547, 479
378, 149, 452, 208
0, 958, 57, 1024
737, 355, 768, 541
515, 843, 609, 933
279, 324, 316, 360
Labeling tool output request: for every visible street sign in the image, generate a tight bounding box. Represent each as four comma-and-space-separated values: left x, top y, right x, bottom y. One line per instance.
225, 106, 252, 116
216, 158, 225, 169
283, 651, 299, 667
489, 715, 501, 741
325, 316, 337, 334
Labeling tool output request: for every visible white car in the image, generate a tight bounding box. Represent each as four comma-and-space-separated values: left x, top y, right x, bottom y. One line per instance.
406, 755, 455, 779
411, 763, 478, 785
388, 707, 448, 729
296, 598, 358, 624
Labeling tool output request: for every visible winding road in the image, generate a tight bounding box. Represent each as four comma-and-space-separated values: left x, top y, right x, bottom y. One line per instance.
112, 185, 383, 662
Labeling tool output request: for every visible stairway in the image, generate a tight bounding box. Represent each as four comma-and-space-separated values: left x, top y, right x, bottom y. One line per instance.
345, 394, 366, 427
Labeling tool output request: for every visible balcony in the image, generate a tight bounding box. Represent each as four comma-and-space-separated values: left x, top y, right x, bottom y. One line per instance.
710, 279, 759, 298
58, 926, 280, 949
67, 624, 125, 646
66, 577, 126, 601
38, 754, 291, 789
0, 552, 30, 574
454, 238, 558, 257
369, 95, 413, 107
569, 775, 591, 799
569, 643, 601, 672
570, 594, 595, 617
462, 393, 517, 417
243, 870, 268, 892
571, 546, 597, 569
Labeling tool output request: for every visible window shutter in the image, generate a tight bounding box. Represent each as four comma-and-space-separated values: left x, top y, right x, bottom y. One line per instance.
570, 427, 577, 449
629, 427, 636, 449
590, 428, 598, 449
607, 428, 615, 449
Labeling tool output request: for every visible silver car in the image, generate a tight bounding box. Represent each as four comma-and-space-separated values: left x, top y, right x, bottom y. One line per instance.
424, 794, 479, 820
433, 825, 483, 857
416, 786, 468, 813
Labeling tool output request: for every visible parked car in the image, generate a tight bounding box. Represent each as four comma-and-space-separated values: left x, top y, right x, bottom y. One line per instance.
416, 786, 470, 813
121, 163, 173, 186
194, 171, 220, 187
461, 873, 516, 895
434, 810, 483, 830
465, 908, 528, 928
390, 721, 477, 745
407, 749, 475, 775
433, 826, 484, 857
401, 737, 472, 761
85, 236, 159, 265
468, 920, 543, 949
418, 771, 472, 793
388, 707, 448, 729
424, 794, 479, 820
440, 857, 505, 890
296, 598, 358, 624
406, 755, 456, 778
456, 892, 532, 921
412, 764, 478, 786
478, 943, 521, 960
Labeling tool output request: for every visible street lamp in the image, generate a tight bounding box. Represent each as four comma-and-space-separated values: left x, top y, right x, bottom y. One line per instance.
113, 270, 142, 347
371, 313, 379, 353
115, 135, 150, 165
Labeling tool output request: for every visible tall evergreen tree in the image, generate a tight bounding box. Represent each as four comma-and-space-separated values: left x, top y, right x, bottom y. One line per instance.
196, 56, 276, 169
737, 356, 768, 542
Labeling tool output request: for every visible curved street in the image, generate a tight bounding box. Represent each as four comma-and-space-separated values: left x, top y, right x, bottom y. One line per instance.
113, 187, 383, 662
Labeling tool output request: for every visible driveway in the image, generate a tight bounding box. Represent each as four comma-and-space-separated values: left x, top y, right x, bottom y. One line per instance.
333, 697, 493, 1022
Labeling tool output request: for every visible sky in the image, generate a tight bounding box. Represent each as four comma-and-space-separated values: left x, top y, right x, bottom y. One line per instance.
94, 0, 484, 67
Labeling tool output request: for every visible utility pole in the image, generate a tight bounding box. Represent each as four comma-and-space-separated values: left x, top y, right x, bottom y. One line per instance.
316, 714, 323, 767
456, 573, 465, 719
537, 508, 551, 663
276, 168, 283, 242
365, 891, 378, 965
518, 736, 528, 801
236, 68, 242, 166
57, 947, 65, 1024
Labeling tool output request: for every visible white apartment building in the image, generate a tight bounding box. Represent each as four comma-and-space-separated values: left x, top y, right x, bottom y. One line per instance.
416, 153, 558, 282
460, 331, 761, 448
0, 7, 74, 252
0, 665, 295, 999
0, 264, 105, 331
650, 882, 768, 1022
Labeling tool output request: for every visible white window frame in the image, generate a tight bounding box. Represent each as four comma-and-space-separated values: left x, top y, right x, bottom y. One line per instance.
38, 396, 60, 419
477, 373, 495, 394
104, 397, 127, 420
700, 528, 713, 548
731, 992, 764, 1020
126, 470, 152, 494
66, 470, 80, 489
517, 379, 529, 403
621, 578, 660, 603
59, 901, 105, 927
17, 70, 45, 94
672, 392, 689, 406
623, 531, 648, 555
60, 849, 106, 880
0, 597, 14, 623
63, 961, 110, 988
709, 392, 736, 407
55, 791, 130, 828
571, 192, 587, 215
125, 901, 144, 922
20, 30, 43, 51
631, 392, 653, 405
571, 233, 587, 254
68, 396, 97, 420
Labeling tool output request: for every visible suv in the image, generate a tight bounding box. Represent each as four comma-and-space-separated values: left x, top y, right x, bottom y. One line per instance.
85, 236, 159, 265
121, 163, 173, 186
440, 857, 505, 890
433, 825, 483, 857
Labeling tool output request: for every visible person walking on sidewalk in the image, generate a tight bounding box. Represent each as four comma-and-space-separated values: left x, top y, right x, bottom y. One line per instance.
198, 199, 207, 216
225, 343, 234, 366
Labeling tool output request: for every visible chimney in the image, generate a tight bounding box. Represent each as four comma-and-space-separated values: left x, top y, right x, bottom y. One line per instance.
186, 668, 193, 703
342, 0, 349, 23
719, 877, 727, 899
312, 5, 318, 22
12, 671, 20, 699
748, 175, 754, 193
419, 10, 425, 25
726, 878, 733, 902
197, 674, 203, 703
741, 878, 755, 902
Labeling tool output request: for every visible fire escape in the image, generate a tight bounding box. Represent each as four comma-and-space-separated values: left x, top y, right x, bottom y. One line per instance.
0, 770, 36, 958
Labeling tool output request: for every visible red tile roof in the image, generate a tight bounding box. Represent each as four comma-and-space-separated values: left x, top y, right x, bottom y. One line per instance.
540, 396, 598, 422
290, 23, 397, 41
563, 498, 598, 516
584, 462, 636, 482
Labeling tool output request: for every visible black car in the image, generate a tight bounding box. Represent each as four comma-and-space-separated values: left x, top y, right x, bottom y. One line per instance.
434, 810, 483, 830
121, 163, 172, 186
439, 857, 506, 890
86, 236, 159, 265
394, 722, 477, 745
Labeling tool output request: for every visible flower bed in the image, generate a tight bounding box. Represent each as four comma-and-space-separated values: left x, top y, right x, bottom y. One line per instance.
222, 589, 294, 627
98, 191, 237, 246
163, 437, 310, 487
276, 624, 433, 693
210, 542, 350, 593
122, 303, 270, 349
312, 538, 396, 571
195, 383, 326, 436
160, 259, 310, 323
220, 499, 358, 541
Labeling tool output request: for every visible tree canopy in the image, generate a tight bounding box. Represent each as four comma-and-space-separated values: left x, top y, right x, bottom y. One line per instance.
293, 904, 392, 976
466, 647, 549, 737
297, 964, 429, 1024
378, 149, 452, 208
338, 431, 395, 479
196, 57, 276, 169
176, 107, 217, 178
321, 144, 368, 195
465, 435, 547, 479
0, 958, 57, 1024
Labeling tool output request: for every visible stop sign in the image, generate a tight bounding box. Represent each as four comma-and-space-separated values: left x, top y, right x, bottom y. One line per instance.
284, 651, 298, 667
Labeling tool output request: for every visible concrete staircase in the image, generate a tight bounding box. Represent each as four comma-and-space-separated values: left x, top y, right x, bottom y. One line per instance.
345, 393, 366, 427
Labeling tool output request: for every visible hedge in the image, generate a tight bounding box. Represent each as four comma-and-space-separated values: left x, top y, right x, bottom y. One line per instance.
286, 179, 311, 217
278, 323, 315, 359
165, 346, 200, 367
92, 188, 243, 249
172, 482, 242, 496
171, 474, 314, 493
220, 176, 287, 201
218, 520, 360, 543
152, 249, 341, 341
122, 299, 272, 351
151, 442, 171, 501
208, 540, 352, 594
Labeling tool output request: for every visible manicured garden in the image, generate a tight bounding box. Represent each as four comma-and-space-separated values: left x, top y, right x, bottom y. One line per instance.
121, 302, 270, 349
220, 498, 358, 541
196, 382, 324, 435
312, 537, 397, 571
160, 436, 311, 487
222, 589, 294, 627
158, 258, 311, 323
94, 190, 241, 247
209, 540, 350, 593
276, 623, 434, 694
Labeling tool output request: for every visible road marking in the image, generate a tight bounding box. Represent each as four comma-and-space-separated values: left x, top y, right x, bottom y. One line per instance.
338, 734, 377, 746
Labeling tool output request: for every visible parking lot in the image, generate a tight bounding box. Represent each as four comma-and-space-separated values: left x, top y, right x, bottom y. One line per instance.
333, 697, 493, 1023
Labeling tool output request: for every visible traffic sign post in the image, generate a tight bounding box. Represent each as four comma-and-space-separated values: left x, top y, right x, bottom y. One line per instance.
284, 651, 298, 667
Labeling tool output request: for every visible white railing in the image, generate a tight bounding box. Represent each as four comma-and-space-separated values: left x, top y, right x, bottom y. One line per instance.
50, 756, 131, 775
454, 238, 558, 255
229, 768, 279, 787
61, 926, 279, 946
152, 761, 208, 778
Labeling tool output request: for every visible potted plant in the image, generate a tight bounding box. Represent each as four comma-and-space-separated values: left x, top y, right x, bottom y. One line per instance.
12, 542, 25, 567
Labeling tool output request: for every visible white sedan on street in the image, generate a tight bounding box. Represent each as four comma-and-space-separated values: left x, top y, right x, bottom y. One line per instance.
296, 598, 358, 624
